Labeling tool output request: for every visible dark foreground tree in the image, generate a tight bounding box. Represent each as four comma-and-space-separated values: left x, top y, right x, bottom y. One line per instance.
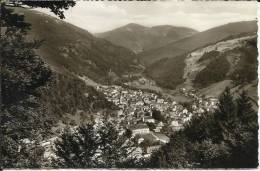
3, 0, 75, 19
1, 14, 52, 167
149, 88, 258, 168
52, 121, 141, 168
1, 1, 75, 168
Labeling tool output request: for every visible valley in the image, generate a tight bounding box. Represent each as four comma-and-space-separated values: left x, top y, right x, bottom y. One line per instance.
3, 5, 258, 168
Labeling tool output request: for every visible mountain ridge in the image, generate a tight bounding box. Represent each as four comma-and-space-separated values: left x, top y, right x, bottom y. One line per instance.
95, 23, 198, 53
139, 20, 257, 66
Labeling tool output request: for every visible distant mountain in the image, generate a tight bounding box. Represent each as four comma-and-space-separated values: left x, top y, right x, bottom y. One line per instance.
95, 23, 198, 53
139, 21, 257, 66
15, 8, 139, 84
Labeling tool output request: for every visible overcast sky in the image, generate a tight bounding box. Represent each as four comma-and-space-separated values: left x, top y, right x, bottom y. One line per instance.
37, 0, 257, 33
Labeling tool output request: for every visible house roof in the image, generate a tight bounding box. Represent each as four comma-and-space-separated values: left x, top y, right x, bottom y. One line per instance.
139, 134, 158, 144
153, 132, 170, 142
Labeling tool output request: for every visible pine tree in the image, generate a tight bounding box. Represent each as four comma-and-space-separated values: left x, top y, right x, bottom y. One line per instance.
229, 90, 258, 168
149, 88, 258, 168
53, 121, 136, 168
236, 90, 257, 129
214, 88, 238, 143
53, 124, 99, 168
1, 2, 75, 168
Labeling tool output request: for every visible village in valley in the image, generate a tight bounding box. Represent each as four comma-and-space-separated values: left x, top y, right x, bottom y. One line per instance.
19, 76, 220, 161
95, 84, 219, 157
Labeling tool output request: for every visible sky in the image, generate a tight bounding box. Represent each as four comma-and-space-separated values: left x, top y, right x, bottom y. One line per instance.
37, 0, 257, 33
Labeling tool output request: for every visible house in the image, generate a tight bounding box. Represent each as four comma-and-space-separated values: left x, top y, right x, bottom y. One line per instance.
138, 137, 145, 144
143, 116, 155, 123
146, 145, 161, 154
154, 127, 161, 133
154, 121, 164, 132
131, 124, 150, 136
182, 109, 188, 114
157, 99, 164, 104
152, 132, 170, 144
171, 120, 183, 131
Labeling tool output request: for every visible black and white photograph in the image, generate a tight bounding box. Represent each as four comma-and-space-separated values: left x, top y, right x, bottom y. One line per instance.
1, 0, 258, 169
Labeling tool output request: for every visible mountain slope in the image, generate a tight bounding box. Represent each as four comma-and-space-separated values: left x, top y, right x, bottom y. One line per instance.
144, 35, 257, 92
15, 8, 138, 84
140, 21, 257, 66
95, 23, 197, 53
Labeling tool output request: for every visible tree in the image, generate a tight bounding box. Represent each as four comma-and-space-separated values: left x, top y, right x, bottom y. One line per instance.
53, 121, 136, 168
3, 0, 75, 19
149, 132, 191, 168
148, 88, 258, 168
0, 1, 75, 168
213, 88, 238, 142
52, 124, 99, 168
228, 90, 258, 168
236, 91, 257, 127
1, 10, 52, 168
152, 109, 164, 121
146, 122, 156, 131
125, 128, 132, 139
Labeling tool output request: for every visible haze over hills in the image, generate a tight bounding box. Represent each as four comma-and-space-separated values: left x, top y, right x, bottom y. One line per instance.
95, 23, 198, 53
15, 8, 139, 84
139, 20, 257, 66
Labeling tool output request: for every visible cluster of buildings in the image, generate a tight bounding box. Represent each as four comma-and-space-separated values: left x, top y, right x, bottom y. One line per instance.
179, 88, 219, 115
32, 85, 219, 162
95, 85, 219, 157
95, 85, 213, 156
96, 85, 193, 131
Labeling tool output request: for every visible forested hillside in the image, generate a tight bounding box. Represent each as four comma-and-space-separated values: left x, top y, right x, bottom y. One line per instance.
14, 7, 139, 84
140, 21, 257, 66
1, 6, 118, 168
144, 35, 257, 95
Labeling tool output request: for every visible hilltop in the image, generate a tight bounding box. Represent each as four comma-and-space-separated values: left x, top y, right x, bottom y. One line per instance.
139, 20, 257, 66
95, 23, 197, 53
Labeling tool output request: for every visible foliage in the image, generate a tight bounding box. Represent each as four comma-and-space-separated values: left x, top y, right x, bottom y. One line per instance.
4, 0, 75, 19
1, 2, 75, 168
152, 109, 164, 121
146, 122, 156, 131
194, 55, 230, 88
197, 50, 220, 63
1, 7, 52, 168
230, 39, 258, 85
149, 88, 258, 168
52, 121, 136, 168
145, 54, 185, 89
2, 136, 45, 168
39, 74, 116, 118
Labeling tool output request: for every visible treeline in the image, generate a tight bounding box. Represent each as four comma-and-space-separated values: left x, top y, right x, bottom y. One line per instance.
149, 88, 258, 168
